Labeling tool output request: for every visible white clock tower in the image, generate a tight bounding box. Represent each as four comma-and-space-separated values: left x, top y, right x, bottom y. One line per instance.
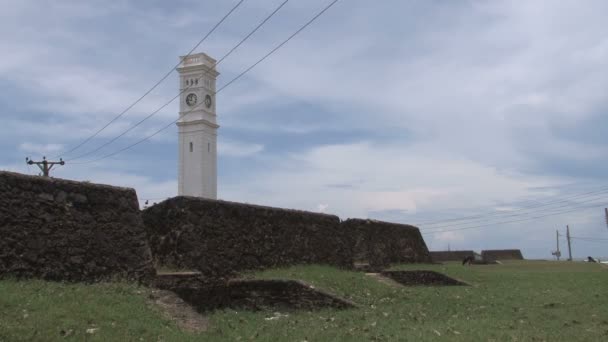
177, 53, 219, 199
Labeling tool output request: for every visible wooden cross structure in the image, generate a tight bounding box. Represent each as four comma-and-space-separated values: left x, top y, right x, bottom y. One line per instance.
26, 157, 65, 177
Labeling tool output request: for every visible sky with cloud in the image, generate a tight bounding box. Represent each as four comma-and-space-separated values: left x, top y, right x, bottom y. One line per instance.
2, 0, 608, 259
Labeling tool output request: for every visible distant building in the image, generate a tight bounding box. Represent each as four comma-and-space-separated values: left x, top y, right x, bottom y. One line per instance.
429, 250, 475, 262
481, 249, 524, 261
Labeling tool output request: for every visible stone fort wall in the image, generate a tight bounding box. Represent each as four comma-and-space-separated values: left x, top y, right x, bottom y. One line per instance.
143, 197, 431, 276
0, 171, 155, 283
0, 171, 432, 282
481, 249, 524, 261
343, 219, 432, 269
142, 196, 354, 277
429, 251, 476, 262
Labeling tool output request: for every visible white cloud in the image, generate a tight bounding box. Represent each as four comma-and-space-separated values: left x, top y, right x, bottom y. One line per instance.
52, 166, 178, 206
220, 141, 565, 219
432, 231, 466, 244
219, 140, 264, 157
19, 143, 64, 154
0, 163, 34, 176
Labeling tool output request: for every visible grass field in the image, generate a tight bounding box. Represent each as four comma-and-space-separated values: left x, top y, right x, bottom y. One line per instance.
1, 261, 608, 341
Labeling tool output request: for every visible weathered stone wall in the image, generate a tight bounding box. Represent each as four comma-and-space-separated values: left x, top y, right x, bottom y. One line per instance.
341, 219, 431, 269
0, 171, 155, 283
481, 249, 524, 261
429, 251, 475, 262
142, 196, 353, 277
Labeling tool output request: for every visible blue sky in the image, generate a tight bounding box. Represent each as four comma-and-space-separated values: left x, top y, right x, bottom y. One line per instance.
2, 0, 608, 259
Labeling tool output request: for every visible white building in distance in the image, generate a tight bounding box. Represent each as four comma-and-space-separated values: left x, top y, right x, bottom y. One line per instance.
177, 53, 218, 199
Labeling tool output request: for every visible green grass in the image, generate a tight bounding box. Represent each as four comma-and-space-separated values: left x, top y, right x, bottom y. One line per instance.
2, 261, 608, 341
0, 280, 188, 341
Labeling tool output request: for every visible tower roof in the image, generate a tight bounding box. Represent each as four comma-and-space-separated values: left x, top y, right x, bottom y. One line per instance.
179, 52, 216, 68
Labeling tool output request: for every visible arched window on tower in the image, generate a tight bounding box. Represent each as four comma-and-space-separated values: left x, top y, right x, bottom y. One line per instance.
189, 142, 193, 152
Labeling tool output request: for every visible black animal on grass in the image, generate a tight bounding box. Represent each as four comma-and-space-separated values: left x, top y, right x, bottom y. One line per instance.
462, 256, 474, 265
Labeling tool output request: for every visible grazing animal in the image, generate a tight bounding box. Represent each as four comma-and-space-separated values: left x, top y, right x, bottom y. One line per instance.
462, 256, 474, 265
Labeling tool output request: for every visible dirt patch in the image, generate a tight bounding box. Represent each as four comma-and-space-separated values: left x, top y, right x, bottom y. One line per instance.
149, 289, 209, 333
176, 279, 355, 312
153, 271, 221, 290
153, 272, 355, 312
354, 262, 381, 273
381, 270, 468, 286
365, 273, 403, 288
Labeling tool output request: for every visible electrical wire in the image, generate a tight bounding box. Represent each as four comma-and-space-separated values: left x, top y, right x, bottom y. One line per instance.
66, 0, 290, 162
414, 185, 608, 227
55, 0, 247, 159
69, 0, 341, 165
216, 0, 339, 93
569, 237, 608, 244
570, 236, 608, 242
422, 200, 607, 235
420, 191, 608, 230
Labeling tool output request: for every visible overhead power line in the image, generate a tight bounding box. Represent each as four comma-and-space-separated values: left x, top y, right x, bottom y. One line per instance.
66, 0, 290, 162
421, 200, 607, 235
55, 0, 247, 159
70, 0, 341, 165
422, 196, 607, 232
569, 237, 608, 244
570, 236, 608, 242
420, 191, 608, 230
415, 185, 608, 227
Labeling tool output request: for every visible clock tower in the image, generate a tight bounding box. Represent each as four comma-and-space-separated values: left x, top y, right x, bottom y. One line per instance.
177, 53, 219, 199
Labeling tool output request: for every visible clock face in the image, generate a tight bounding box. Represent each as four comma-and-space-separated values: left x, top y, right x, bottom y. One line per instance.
186, 93, 197, 107
204, 94, 212, 108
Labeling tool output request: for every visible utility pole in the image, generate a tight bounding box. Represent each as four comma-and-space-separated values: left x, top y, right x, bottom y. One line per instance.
25, 157, 65, 177
604, 208, 608, 231
566, 225, 573, 261
555, 230, 561, 261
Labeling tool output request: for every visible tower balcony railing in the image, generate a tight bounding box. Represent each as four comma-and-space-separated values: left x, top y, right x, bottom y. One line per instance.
181, 54, 216, 68
183, 56, 202, 65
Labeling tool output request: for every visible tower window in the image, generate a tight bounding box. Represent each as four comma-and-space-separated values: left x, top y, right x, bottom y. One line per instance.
208, 142, 210, 152
189, 142, 193, 152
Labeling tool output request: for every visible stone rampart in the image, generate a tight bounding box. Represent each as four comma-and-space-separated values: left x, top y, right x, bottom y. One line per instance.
142, 196, 353, 277
481, 249, 524, 261
429, 250, 476, 262
341, 219, 431, 269
0, 171, 155, 283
